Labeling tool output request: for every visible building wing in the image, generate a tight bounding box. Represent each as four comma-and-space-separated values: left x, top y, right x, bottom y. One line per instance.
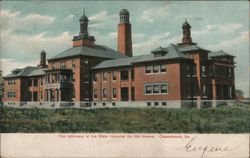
92, 44, 190, 70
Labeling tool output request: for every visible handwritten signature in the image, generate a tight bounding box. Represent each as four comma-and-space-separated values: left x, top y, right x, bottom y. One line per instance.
176, 136, 240, 158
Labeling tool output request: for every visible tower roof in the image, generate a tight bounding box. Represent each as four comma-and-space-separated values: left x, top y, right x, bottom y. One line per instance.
119, 9, 129, 16
41, 50, 46, 55
79, 14, 89, 21
79, 9, 89, 21
182, 19, 191, 28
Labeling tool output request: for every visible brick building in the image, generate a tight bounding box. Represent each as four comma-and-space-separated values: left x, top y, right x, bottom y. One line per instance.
3, 9, 236, 107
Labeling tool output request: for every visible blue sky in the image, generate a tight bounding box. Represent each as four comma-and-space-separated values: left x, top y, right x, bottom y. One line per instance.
0, 1, 249, 97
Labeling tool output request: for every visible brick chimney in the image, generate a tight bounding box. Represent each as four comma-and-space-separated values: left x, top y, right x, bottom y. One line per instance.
117, 9, 133, 57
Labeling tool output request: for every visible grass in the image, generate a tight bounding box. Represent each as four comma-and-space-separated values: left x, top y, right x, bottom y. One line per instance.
0, 103, 249, 133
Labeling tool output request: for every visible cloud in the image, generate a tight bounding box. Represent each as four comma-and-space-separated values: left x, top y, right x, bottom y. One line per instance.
191, 23, 244, 38
22, 13, 54, 24
175, 15, 203, 21
89, 11, 116, 29
89, 11, 116, 22
132, 33, 145, 39
133, 32, 170, 55
207, 31, 248, 50
139, 5, 170, 22
0, 58, 39, 76
206, 23, 242, 33
0, 10, 20, 18
63, 14, 74, 23
1, 29, 73, 61
0, 10, 55, 31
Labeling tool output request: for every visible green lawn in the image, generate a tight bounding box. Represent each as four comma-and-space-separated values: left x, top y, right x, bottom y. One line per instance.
0, 103, 249, 133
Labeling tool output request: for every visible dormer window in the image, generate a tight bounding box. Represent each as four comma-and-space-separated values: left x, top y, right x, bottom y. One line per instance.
151, 47, 168, 57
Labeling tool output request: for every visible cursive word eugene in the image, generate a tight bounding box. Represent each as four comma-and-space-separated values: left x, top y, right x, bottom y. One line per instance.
176, 136, 240, 158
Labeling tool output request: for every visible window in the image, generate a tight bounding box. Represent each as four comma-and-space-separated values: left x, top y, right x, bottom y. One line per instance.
84, 90, 89, 99
186, 64, 190, 77
84, 74, 89, 82
145, 85, 152, 94
154, 53, 163, 57
145, 83, 168, 94
153, 85, 160, 93
229, 68, 232, 78
72, 72, 75, 82
93, 73, 97, 82
191, 65, 196, 76
131, 69, 134, 80
52, 75, 56, 83
202, 65, 206, 77
103, 72, 107, 81
94, 89, 98, 99
160, 64, 166, 72
161, 84, 168, 93
45, 75, 50, 83
112, 71, 116, 81
41, 91, 43, 99
112, 88, 116, 98
153, 65, 159, 73
72, 89, 75, 98
121, 70, 128, 80
203, 85, 207, 96
72, 60, 75, 67
145, 66, 152, 73
8, 79, 16, 85
102, 88, 107, 98
229, 86, 232, 98
28, 79, 32, 86
33, 79, 38, 87
60, 62, 66, 68
40, 78, 43, 85
7, 92, 15, 98
52, 63, 55, 69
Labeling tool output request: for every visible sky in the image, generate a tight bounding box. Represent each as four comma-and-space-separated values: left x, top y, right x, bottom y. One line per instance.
0, 1, 249, 97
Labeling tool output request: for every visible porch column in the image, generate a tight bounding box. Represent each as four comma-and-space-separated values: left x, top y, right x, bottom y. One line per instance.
44, 90, 47, 101
58, 89, 61, 101
212, 79, 217, 108
48, 89, 51, 101
128, 70, 132, 101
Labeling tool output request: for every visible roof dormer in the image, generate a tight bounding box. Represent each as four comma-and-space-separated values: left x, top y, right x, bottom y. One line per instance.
151, 47, 168, 57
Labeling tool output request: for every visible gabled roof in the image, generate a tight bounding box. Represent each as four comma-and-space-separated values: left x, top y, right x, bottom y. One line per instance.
48, 45, 126, 61
4, 66, 46, 78
92, 44, 189, 70
178, 45, 210, 53
134, 44, 188, 63
209, 50, 235, 58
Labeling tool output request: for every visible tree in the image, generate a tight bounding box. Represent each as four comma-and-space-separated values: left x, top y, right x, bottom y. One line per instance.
235, 89, 244, 101
235, 89, 244, 97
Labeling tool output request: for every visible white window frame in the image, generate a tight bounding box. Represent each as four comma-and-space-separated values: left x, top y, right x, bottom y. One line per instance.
144, 83, 168, 95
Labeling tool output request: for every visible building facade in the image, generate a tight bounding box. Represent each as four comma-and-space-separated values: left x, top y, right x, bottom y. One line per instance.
3, 9, 236, 107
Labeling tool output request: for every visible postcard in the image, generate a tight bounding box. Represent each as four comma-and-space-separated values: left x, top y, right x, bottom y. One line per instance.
0, 1, 249, 158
